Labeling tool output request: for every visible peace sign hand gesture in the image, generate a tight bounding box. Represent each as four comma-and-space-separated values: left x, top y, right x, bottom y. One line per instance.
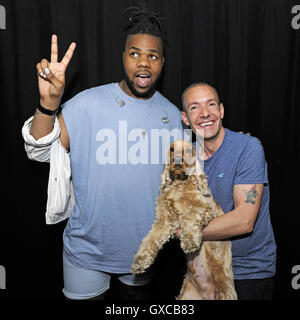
36, 34, 76, 110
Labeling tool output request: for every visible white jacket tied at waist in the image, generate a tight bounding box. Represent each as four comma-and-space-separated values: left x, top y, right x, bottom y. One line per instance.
22, 116, 75, 224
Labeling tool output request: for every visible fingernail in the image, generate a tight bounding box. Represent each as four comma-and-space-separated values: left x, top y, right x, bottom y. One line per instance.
40, 72, 46, 78
45, 68, 50, 75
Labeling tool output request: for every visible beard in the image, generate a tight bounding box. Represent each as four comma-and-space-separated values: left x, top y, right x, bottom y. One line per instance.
123, 68, 161, 99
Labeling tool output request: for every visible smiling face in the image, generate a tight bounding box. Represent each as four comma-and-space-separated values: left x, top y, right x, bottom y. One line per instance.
181, 84, 224, 141
122, 33, 165, 99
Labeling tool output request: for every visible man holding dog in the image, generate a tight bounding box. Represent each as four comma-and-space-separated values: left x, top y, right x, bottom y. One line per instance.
24, 1, 275, 299
181, 82, 277, 300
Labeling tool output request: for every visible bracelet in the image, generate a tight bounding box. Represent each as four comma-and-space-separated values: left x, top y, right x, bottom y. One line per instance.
37, 104, 59, 116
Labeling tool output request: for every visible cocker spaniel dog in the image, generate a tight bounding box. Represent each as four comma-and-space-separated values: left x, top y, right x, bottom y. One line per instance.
131, 140, 237, 300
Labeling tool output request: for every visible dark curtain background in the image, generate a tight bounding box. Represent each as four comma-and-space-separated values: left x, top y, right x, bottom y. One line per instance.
0, 0, 299, 300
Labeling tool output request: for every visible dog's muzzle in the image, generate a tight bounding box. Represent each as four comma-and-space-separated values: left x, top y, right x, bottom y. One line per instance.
174, 157, 183, 165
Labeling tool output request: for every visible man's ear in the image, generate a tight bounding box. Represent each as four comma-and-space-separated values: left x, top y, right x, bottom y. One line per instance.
220, 103, 224, 119
181, 111, 190, 126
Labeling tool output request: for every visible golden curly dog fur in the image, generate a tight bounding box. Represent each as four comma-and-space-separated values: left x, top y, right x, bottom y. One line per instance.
131, 140, 237, 300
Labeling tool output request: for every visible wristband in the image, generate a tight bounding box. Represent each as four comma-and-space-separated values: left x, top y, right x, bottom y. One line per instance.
37, 104, 59, 116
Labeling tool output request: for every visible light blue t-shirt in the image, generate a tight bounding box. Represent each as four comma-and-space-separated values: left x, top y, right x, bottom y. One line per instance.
61, 83, 183, 273
202, 129, 276, 280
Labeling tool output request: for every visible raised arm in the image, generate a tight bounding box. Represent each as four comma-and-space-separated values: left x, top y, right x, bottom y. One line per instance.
202, 184, 263, 241
30, 35, 76, 149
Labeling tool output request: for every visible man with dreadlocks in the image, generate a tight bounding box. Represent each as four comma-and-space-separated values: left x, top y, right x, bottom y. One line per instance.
27, 4, 182, 300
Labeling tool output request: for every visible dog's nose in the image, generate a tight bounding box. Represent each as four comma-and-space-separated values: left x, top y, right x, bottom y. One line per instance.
174, 157, 183, 165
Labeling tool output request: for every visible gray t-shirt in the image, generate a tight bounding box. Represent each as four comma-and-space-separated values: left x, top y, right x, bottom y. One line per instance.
202, 129, 276, 279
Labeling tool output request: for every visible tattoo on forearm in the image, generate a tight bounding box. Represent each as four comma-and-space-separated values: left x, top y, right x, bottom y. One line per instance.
244, 186, 258, 205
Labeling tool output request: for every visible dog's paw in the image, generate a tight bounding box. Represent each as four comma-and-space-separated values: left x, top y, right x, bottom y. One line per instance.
131, 253, 153, 274
180, 235, 202, 254
180, 242, 199, 254
131, 263, 146, 274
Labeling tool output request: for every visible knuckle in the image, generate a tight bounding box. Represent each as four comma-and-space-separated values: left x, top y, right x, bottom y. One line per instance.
41, 59, 49, 66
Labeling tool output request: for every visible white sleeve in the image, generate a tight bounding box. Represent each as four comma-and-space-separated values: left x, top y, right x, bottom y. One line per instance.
22, 115, 74, 224
46, 139, 75, 224
21, 116, 61, 163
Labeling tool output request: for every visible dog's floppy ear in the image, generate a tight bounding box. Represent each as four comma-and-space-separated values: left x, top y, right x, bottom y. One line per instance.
197, 174, 211, 197
159, 143, 174, 193
195, 170, 212, 198
159, 163, 172, 194
185, 148, 202, 176
191, 159, 212, 198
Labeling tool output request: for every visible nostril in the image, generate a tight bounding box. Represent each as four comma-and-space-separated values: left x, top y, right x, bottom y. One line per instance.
174, 157, 183, 165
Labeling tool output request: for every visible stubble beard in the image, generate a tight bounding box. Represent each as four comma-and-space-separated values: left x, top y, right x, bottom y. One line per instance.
123, 69, 161, 99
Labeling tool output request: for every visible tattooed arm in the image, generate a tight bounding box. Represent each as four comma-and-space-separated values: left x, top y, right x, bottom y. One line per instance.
202, 184, 263, 241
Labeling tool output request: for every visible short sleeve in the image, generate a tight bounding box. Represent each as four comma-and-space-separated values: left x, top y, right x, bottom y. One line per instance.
234, 138, 268, 185
61, 89, 91, 141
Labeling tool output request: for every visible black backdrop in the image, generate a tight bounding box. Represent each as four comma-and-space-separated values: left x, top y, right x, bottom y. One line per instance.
0, 0, 299, 300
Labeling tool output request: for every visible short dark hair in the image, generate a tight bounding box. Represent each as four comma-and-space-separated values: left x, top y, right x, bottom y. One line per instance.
123, 3, 168, 53
182, 82, 221, 112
